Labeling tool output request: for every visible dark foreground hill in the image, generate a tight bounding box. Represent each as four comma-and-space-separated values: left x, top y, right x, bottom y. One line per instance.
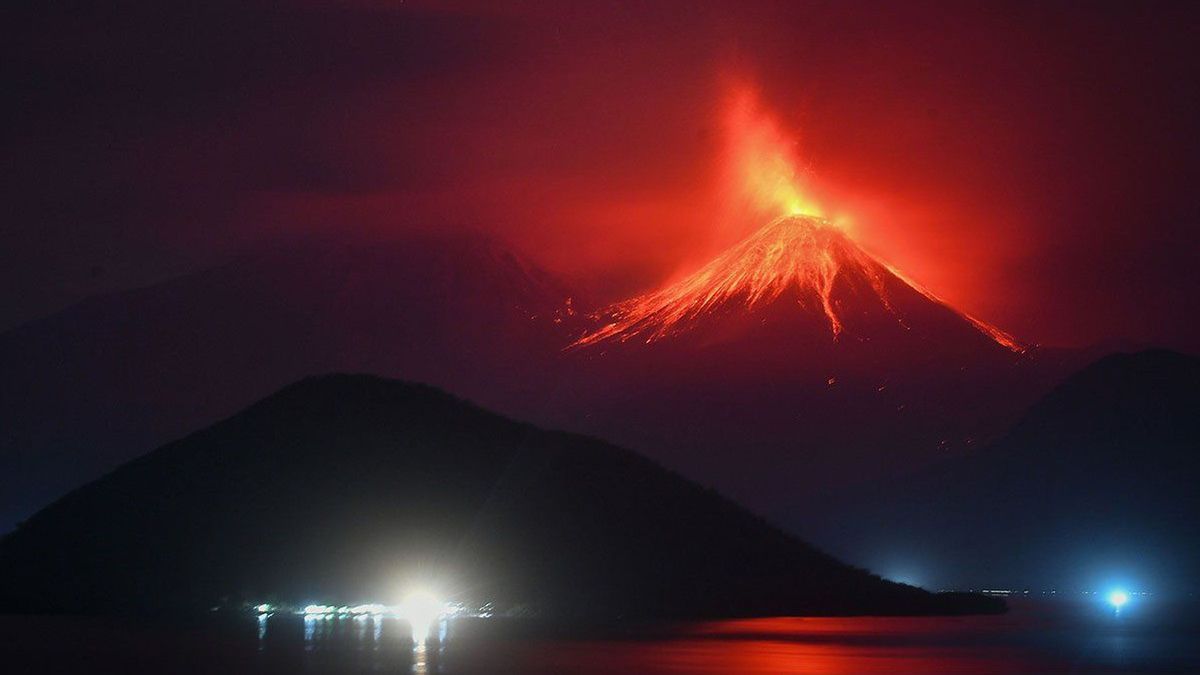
839, 349, 1200, 590
0, 375, 999, 618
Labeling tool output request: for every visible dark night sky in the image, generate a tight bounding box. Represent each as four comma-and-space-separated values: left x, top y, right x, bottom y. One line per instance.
4, 1, 1199, 351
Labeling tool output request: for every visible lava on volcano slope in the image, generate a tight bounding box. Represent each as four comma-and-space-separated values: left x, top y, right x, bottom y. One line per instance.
572, 214, 1024, 353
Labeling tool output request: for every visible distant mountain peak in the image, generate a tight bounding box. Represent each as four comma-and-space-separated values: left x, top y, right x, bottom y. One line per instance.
573, 214, 1023, 352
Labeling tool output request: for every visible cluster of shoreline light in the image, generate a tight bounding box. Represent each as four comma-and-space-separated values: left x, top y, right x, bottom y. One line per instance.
252, 594, 495, 640
946, 587, 1148, 613
944, 588, 1152, 597
297, 603, 436, 617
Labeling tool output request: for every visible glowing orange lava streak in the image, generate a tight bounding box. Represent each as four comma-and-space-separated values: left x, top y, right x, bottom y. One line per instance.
571, 215, 1023, 352
574, 215, 881, 346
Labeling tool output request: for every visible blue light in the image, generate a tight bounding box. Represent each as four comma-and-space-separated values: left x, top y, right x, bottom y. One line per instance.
1108, 589, 1129, 609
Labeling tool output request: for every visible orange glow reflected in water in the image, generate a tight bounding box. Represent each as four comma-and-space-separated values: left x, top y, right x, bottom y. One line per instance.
454, 616, 1055, 675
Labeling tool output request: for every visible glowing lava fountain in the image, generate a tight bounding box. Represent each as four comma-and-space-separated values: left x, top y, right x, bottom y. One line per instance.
572, 214, 1023, 352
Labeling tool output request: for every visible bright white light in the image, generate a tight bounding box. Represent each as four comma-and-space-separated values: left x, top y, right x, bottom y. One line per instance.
304, 604, 334, 615
255, 603, 272, 614
1108, 590, 1129, 608
397, 590, 445, 641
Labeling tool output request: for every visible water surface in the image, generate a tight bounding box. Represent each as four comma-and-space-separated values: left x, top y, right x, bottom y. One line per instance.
4, 598, 1197, 674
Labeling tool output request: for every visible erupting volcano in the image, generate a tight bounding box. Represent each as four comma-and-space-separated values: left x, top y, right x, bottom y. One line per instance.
564, 209, 1038, 519
573, 85, 1022, 354
573, 214, 1024, 352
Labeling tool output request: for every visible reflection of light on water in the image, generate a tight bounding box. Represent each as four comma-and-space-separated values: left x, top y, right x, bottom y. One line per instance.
304, 613, 320, 647
240, 611, 1195, 675
258, 610, 448, 670
412, 640, 430, 675
354, 614, 369, 645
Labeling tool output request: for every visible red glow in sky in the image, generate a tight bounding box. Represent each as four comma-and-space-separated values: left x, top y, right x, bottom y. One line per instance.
4, 1, 1199, 351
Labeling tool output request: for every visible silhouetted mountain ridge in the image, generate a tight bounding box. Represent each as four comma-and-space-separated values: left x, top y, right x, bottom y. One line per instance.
831, 349, 1200, 590
0, 374, 1000, 618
